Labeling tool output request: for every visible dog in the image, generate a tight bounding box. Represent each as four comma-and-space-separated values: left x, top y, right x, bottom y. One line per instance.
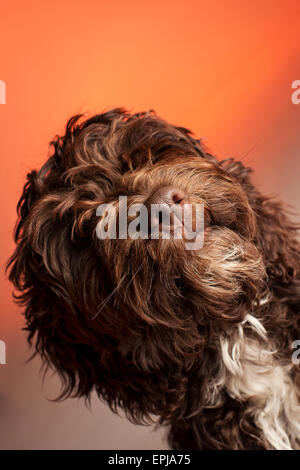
7, 108, 300, 449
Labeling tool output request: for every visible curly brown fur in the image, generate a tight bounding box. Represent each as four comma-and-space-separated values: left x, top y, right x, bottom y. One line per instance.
7, 108, 300, 449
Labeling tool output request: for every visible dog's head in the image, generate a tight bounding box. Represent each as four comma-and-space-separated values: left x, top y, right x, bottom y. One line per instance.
8, 108, 267, 423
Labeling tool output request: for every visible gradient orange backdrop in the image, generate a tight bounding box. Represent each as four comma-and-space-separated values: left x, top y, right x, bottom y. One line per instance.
0, 0, 300, 449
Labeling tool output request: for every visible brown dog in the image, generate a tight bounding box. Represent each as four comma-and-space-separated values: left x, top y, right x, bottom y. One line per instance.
7, 108, 300, 449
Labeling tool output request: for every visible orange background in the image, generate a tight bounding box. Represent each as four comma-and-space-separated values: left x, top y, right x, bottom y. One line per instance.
0, 0, 300, 449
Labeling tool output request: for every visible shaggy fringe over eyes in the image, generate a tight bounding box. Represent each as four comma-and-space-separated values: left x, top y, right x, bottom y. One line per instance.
6, 107, 300, 449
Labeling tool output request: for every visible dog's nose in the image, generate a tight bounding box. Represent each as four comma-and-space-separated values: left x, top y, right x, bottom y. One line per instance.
146, 186, 189, 207
146, 186, 190, 236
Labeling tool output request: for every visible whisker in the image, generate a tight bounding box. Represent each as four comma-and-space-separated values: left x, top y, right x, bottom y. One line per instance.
92, 263, 144, 320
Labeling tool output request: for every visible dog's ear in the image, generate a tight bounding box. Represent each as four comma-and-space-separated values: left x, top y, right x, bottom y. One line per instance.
221, 158, 300, 292
6, 166, 45, 292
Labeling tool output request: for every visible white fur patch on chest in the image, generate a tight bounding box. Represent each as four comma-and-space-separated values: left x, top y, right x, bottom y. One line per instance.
219, 314, 300, 450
